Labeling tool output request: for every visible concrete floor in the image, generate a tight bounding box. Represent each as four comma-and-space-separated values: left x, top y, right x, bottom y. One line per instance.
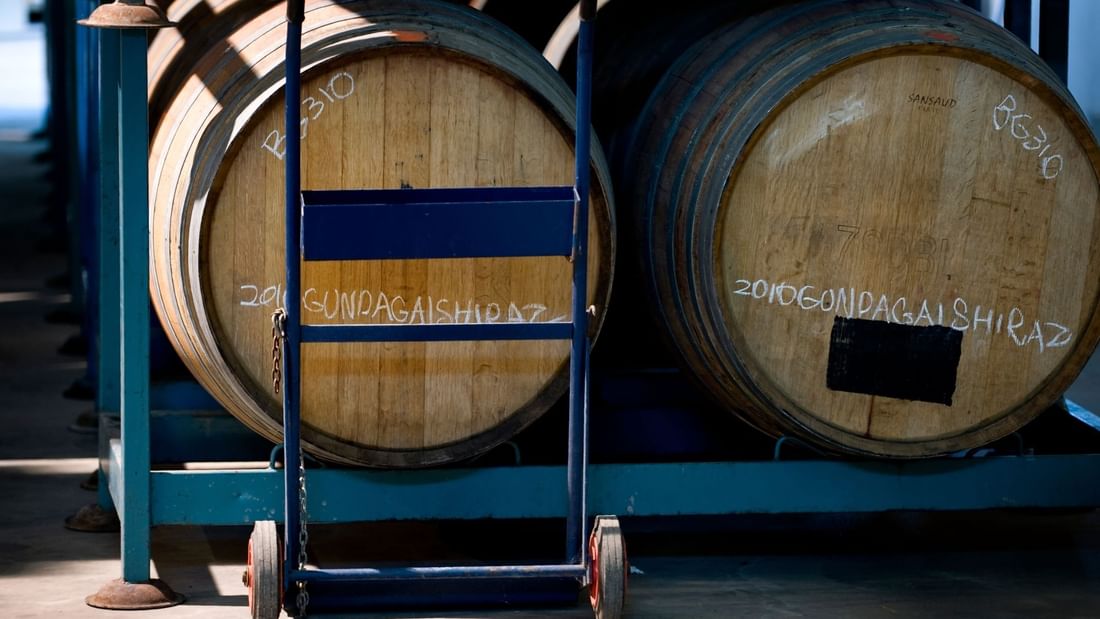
4, 17, 1100, 619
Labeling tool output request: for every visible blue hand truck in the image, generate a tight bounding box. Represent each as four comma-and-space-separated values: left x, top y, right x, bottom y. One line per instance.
243, 0, 627, 617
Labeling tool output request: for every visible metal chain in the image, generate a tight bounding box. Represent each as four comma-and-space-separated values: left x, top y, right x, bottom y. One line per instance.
271, 307, 309, 614
296, 446, 310, 615
270, 309, 286, 394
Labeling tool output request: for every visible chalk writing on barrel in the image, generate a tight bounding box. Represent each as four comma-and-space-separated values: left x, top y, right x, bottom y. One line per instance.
238, 283, 568, 325
730, 276, 1072, 353
261, 71, 356, 161
993, 93, 1063, 180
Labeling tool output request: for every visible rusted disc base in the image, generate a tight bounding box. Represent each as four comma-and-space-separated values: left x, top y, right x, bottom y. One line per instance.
77, 2, 175, 29
86, 579, 185, 610
64, 504, 120, 533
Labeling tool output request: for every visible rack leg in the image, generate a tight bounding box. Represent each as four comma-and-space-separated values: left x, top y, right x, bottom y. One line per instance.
84, 23, 182, 612
96, 28, 120, 430
96, 24, 120, 513
116, 28, 152, 585
66, 2, 116, 520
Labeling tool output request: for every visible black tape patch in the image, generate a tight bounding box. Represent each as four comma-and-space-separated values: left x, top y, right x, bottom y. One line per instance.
826, 317, 962, 405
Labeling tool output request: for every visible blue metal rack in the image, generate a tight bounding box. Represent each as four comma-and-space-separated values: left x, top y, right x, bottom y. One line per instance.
75, 0, 1100, 615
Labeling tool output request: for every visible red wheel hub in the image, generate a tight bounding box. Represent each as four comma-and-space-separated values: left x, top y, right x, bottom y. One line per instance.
588, 525, 600, 608
246, 537, 255, 614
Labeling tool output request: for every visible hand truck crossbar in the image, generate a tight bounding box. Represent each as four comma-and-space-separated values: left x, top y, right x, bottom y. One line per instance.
291, 564, 589, 583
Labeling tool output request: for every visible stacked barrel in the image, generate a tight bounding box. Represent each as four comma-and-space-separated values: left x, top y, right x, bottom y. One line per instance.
534, 0, 1100, 457
147, 0, 615, 466
149, 0, 1100, 464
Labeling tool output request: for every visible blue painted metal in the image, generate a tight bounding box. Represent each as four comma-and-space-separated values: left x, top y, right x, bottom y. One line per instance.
773, 435, 826, 461
74, 1, 90, 282
117, 29, 153, 584
149, 380, 221, 411
301, 322, 573, 343
282, 2, 305, 609
144, 455, 1100, 526
304, 185, 575, 206
294, 565, 588, 582
301, 187, 575, 260
96, 26, 120, 416
1065, 398, 1100, 433
100, 410, 270, 470
95, 25, 120, 512
77, 2, 99, 396
566, 0, 596, 567
149, 411, 273, 462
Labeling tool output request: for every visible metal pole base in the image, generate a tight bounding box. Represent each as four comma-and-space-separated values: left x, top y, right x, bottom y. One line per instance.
85, 579, 184, 610
77, 2, 174, 29
64, 503, 120, 533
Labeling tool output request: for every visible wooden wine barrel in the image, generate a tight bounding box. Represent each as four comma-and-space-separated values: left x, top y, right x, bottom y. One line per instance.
626, 0, 1100, 457
149, 0, 616, 467
468, 0, 576, 51
541, 0, 782, 371
544, 0, 771, 156
147, 0, 280, 124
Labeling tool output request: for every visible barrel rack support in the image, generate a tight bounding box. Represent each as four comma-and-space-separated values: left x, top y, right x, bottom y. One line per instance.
78, 1, 184, 611
78, 0, 1100, 615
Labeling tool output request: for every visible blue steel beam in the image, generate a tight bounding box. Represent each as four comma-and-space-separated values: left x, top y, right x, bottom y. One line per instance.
146, 456, 1100, 526
294, 565, 587, 582
301, 189, 575, 261
99, 410, 274, 464
304, 185, 576, 205
95, 26, 120, 512
566, 0, 596, 568
282, 2, 305, 607
1065, 398, 1100, 433
77, 0, 98, 394
117, 29, 153, 584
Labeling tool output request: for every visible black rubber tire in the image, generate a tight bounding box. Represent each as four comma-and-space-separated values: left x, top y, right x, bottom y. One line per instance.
589, 515, 627, 619
248, 520, 281, 619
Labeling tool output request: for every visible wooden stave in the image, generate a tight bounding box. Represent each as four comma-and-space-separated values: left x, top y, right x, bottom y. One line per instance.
539, 0, 791, 374
148, 0, 473, 122
628, 0, 1100, 457
469, 0, 577, 52
710, 3, 1093, 454
544, 0, 780, 146
157, 0, 620, 466
149, 0, 617, 467
147, 0, 282, 126
692, 5, 1094, 452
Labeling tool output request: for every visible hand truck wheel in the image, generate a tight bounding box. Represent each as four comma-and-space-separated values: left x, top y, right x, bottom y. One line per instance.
588, 515, 627, 619
245, 520, 282, 619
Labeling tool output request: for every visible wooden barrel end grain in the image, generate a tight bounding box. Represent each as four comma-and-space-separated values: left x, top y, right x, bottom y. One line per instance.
628, 0, 1100, 457
149, 0, 616, 466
